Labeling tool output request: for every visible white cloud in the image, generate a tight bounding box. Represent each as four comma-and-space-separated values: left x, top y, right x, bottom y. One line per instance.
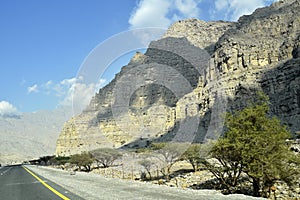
95, 79, 107, 92
27, 77, 106, 114
214, 0, 274, 21
0, 101, 19, 117
45, 80, 53, 86
60, 82, 94, 109
60, 78, 106, 114
129, 0, 172, 28
129, 0, 278, 27
60, 77, 77, 86
27, 84, 38, 94
129, 0, 201, 29
215, 0, 229, 10
174, 0, 200, 18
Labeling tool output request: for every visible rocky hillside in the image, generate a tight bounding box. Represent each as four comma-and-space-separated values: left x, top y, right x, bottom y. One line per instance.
56, 0, 300, 156
0, 107, 72, 164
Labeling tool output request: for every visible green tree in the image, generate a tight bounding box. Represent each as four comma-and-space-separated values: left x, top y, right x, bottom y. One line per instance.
208, 93, 299, 197
39, 155, 55, 165
181, 143, 205, 172
205, 139, 244, 191
70, 152, 94, 172
90, 148, 122, 168
51, 156, 71, 165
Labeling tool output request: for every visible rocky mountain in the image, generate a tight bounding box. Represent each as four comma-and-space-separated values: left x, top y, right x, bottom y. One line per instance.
0, 107, 72, 164
56, 0, 300, 156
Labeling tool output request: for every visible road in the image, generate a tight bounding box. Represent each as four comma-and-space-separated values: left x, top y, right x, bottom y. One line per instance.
0, 165, 83, 200
26, 165, 265, 200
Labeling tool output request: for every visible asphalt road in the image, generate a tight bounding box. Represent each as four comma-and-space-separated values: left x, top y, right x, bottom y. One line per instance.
0, 165, 83, 200
27, 166, 265, 200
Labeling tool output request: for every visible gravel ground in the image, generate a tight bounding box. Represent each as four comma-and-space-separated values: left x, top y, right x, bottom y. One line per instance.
26, 165, 266, 200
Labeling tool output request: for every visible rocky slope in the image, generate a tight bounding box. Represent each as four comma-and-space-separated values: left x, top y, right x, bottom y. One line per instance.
0, 107, 72, 164
56, 0, 300, 156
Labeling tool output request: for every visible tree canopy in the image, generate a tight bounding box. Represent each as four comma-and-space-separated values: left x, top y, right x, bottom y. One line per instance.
90, 148, 122, 168
70, 152, 94, 172
207, 93, 299, 197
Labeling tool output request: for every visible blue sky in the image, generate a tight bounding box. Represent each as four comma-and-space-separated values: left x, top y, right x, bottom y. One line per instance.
0, 0, 277, 115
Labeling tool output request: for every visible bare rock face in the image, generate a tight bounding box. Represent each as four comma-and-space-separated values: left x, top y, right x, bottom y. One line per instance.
163, 18, 235, 53
56, 0, 300, 156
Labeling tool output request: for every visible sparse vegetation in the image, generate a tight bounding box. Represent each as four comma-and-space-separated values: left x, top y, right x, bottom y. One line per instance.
181, 144, 204, 172
90, 148, 122, 168
70, 152, 94, 172
44, 96, 299, 199
151, 142, 186, 181
138, 158, 154, 180
38, 155, 55, 165
49, 156, 71, 165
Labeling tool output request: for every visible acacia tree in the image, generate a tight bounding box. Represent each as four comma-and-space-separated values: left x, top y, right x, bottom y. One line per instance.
204, 139, 244, 191
208, 93, 299, 197
151, 142, 186, 181
90, 148, 122, 168
70, 152, 94, 172
181, 143, 205, 172
138, 159, 154, 180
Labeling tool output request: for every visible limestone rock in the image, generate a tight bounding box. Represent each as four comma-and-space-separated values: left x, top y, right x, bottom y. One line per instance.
56, 0, 300, 156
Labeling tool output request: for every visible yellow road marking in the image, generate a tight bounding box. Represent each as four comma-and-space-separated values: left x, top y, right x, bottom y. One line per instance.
22, 166, 70, 200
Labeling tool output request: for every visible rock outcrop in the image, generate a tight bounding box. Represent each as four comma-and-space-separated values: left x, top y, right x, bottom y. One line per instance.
56, 0, 300, 156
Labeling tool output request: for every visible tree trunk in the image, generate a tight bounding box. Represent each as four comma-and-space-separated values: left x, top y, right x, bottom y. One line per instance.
252, 178, 260, 197
190, 160, 196, 172
147, 171, 152, 180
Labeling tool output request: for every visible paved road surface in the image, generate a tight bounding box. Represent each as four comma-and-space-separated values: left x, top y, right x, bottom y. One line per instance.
0, 165, 82, 200
26, 165, 265, 200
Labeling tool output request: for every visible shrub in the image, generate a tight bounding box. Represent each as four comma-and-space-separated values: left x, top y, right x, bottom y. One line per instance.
151, 142, 186, 181
70, 152, 94, 172
181, 143, 205, 172
138, 159, 154, 180
90, 148, 122, 168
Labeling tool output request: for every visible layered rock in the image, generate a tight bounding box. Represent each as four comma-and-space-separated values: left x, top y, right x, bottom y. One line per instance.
163, 19, 235, 53
56, 0, 300, 156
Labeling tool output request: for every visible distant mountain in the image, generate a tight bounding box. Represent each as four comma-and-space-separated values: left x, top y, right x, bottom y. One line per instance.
0, 107, 72, 164
56, 0, 300, 156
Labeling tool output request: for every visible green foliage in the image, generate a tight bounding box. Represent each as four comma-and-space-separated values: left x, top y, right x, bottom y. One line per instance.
50, 156, 70, 165
208, 93, 299, 197
39, 155, 55, 165
181, 144, 205, 172
206, 139, 244, 191
90, 148, 122, 168
70, 152, 94, 172
150, 142, 167, 150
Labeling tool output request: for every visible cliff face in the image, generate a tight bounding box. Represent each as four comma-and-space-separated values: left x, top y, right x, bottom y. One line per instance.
56, 0, 300, 156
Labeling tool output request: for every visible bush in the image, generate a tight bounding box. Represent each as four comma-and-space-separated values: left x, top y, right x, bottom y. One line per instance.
151, 142, 186, 181
181, 143, 205, 172
50, 156, 71, 165
90, 148, 122, 168
138, 159, 154, 180
70, 152, 94, 172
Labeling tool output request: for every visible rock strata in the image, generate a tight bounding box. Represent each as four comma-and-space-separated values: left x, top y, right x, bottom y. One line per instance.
56, 0, 300, 155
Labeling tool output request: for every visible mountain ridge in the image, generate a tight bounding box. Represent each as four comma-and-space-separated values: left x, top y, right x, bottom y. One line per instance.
0, 107, 72, 163
56, 0, 300, 156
